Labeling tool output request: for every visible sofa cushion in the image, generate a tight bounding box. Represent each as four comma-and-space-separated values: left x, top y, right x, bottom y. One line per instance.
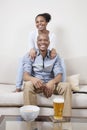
0, 84, 23, 106
66, 74, 80, 91
37, 85, 87, 108
0, 84, 87, 108
65, 56, 87, 84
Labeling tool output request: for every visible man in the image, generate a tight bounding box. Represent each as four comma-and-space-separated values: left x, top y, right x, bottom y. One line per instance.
23, 33, 72, 117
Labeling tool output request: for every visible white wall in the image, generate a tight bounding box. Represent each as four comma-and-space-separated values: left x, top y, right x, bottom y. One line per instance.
0, 0, 87, 59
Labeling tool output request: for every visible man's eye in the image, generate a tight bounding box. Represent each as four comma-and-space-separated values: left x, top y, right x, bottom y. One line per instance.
44, 40, 48, 42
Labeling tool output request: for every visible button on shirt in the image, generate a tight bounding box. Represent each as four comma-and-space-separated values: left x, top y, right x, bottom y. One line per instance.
23, 50, 63, 83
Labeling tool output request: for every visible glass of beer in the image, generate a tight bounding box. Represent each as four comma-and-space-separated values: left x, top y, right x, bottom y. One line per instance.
53, 96, 64, 120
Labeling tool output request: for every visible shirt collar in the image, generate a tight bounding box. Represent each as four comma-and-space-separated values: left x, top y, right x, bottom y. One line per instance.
36, 49, 51, 58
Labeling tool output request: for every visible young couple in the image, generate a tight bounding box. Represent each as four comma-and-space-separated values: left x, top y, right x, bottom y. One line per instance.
15, 13, 59, 92
14, 13, 72, 117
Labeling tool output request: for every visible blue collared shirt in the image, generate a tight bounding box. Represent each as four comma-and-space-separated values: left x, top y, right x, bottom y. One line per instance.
23, 50, 64, 83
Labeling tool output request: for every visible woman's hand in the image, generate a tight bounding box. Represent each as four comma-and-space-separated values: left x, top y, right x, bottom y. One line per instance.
29, 48, 36, 59
50, 48, 57, 59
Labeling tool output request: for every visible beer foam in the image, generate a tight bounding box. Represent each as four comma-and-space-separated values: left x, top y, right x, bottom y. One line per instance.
53, 97, 64, 103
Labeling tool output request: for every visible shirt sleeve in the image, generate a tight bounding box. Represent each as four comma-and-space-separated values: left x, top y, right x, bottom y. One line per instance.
27, 31, 35, 52
23, 54, 33, 75
48, 33, 58, 50
53, 56, 63, 77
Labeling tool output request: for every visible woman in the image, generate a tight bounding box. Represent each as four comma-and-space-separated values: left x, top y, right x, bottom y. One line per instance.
15, 13, 57, 92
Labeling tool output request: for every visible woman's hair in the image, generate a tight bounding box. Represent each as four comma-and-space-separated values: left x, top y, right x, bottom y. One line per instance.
35, 13, 51, 23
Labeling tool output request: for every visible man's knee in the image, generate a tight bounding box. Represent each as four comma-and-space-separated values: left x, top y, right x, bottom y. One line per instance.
25, 81, 32, 86
63, 82, 72, 94
65, 82, 71, 90
59, 82, 71, 91
24, 81, 33, 90
24, 81, 36, 94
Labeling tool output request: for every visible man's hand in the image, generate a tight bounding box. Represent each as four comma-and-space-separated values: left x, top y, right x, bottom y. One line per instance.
31, 77, 44, 90
43, 80, 55, 98
13, 88, 22, 92
43, 87, 53, 98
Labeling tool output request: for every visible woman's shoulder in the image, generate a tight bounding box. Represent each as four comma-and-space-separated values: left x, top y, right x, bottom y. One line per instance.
28, 30, 38, 36
49, 31, 56, 38
28, 30, 38, 41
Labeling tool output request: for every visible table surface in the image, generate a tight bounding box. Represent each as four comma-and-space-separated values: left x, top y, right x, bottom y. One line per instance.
0, 115, 87, 130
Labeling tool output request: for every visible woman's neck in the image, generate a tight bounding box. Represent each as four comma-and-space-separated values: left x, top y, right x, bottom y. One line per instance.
38, 30, 49, 35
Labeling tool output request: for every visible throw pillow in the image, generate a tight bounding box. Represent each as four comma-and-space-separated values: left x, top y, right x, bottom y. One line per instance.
66, 74, 80, 91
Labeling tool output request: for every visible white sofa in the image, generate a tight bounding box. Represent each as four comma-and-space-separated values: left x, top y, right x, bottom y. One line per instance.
0, 55, 87, 117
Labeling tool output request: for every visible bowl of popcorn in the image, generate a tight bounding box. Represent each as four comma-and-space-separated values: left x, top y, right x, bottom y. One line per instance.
20, 105, 40, 121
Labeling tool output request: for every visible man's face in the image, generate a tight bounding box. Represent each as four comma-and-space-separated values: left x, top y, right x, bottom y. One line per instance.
37, 34, 50, 51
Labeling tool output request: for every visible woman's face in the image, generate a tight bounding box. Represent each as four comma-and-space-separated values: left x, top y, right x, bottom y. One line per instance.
35, 16, 48, 31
